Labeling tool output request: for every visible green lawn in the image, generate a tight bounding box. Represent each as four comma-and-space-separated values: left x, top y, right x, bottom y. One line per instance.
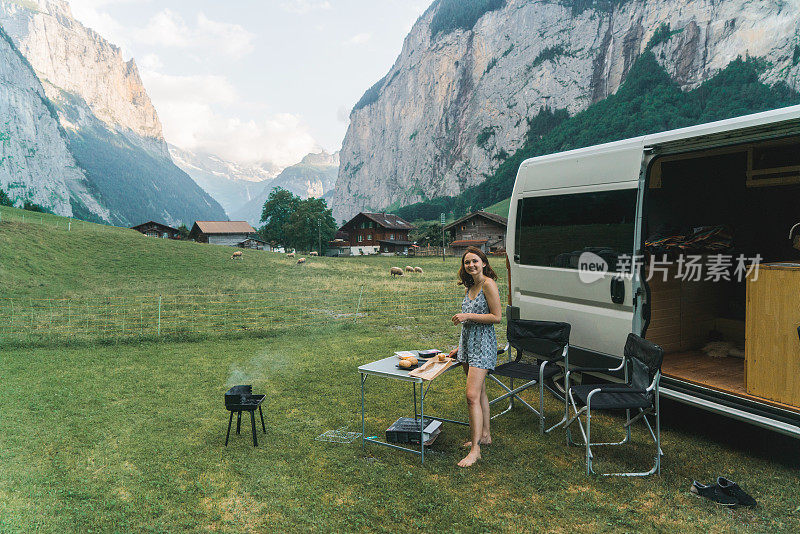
1, 328, 798, 532
1, 206, 799, 532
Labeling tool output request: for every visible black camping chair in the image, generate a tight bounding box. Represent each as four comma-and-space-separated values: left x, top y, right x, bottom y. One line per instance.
564, 333, 664, 476
488, 312, 571, 434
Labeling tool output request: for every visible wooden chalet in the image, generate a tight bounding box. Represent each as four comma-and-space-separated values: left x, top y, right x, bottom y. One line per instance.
188, 221, 256, 246
130, 221, 181, 239
238, 235, 270, 251
444, 211, 508, 255
338, 212, 415, 255
327, 230, 351, 256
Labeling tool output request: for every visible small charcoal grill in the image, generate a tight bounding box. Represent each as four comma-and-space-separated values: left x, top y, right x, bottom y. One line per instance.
224, 385, 266, 447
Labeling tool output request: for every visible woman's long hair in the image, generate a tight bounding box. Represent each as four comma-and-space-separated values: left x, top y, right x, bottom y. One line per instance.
457, 246, 498, 287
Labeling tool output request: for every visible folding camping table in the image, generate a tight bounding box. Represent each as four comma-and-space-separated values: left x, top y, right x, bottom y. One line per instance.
358, 355, 466, 463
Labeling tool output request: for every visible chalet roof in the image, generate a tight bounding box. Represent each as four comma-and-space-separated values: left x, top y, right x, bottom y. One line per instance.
192, 221, 255, 234
130, 221, 178, 232
343, 212, 415, 231
378, 239, 414, 245
449, 239, 489, 247
443, 211, 508, 231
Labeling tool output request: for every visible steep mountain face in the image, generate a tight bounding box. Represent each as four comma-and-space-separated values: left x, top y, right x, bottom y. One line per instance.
0, 0, 226, 225
0, 26, 108, 219
332, 0, 800, 221
169, 145, 280, 217
232, 151, 339, 226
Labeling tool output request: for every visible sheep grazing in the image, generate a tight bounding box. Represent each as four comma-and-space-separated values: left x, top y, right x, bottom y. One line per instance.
405, 265, 414, 273
297, 257, 306, 264
309, 251, 318, 256
287, 252, 295, 258
231, 250, 243, 260
413, 266, 423, 274
390, 267, 404, 277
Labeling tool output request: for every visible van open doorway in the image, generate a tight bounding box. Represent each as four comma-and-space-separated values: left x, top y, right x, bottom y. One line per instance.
643, 137, 800, 412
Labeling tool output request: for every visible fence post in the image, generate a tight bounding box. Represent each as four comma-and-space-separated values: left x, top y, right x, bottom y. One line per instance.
157, 295, 162, 336
354, 285, 364, 323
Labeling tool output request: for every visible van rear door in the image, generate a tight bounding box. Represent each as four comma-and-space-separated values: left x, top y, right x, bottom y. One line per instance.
508, 143, 644, 358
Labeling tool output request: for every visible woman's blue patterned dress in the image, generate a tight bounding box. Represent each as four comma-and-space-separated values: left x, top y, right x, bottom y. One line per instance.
457, 287, 497, 370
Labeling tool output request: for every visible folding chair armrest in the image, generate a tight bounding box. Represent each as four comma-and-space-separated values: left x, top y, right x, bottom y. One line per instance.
569, 366, 618, 374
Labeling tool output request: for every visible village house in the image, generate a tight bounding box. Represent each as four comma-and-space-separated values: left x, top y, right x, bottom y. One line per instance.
326, 229, 351, 256
188, 221, 256, 246
237, 235, 271, 251
130, 221, 182, 239
338, 212, 415, 255
444, 211, 508, 256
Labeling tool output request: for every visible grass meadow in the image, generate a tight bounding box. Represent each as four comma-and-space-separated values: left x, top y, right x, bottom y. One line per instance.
0, 205, 799, 532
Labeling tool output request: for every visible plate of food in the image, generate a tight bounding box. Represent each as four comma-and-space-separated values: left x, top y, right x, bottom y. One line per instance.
396, 355, 420, 369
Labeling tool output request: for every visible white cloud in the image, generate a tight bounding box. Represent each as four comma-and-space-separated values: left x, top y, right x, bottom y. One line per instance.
138, 53, 163, 70
345, 32, 372, 46
133, 10, 254, 59
280, 1, 332, 15
141, 70, 317, 167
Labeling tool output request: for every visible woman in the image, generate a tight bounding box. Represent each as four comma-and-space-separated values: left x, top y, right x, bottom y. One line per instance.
448, 246, 502, 467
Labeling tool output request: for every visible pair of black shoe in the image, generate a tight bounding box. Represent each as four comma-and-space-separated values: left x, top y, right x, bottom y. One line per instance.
690, 477, 757, 507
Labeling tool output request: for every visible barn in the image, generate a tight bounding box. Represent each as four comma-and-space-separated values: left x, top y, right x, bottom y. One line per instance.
188, 221, 256, 246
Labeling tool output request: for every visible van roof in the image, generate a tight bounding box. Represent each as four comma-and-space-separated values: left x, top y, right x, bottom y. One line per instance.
519, 104, 800, 168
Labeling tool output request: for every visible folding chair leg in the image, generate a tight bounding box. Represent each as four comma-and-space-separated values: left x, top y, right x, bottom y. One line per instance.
586, 400, 593, 476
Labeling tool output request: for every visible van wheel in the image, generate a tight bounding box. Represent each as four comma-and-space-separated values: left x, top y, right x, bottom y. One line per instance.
544, 371, 582, 402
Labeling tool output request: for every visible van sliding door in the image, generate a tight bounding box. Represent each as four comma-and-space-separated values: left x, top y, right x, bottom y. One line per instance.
512, 183, 640, 358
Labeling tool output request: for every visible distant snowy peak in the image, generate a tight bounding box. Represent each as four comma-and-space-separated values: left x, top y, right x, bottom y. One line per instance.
168, 145, 281, 183
230, 149, 340, 226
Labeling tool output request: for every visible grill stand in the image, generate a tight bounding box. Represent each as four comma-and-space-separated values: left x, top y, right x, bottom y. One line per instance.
225, 405, 266, 447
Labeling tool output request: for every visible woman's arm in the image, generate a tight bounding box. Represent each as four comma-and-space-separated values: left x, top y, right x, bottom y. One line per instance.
452, 280, 502, 325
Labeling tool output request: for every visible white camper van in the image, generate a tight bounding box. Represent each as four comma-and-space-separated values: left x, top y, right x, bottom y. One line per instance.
507, 105, 800, 438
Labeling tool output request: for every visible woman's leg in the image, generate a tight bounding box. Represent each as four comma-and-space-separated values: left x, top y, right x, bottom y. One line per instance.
480, 377, 492, 444
463, 375, 493, 447
459, 366, 488, 467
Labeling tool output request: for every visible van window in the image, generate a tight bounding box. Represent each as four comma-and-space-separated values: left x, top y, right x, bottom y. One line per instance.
515, 189, 637, 270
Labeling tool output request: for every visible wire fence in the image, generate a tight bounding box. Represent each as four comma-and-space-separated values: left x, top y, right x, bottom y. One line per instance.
0, 282, 508, 347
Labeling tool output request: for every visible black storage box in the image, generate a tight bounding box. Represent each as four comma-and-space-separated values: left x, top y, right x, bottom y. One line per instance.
385, 417, 442, 445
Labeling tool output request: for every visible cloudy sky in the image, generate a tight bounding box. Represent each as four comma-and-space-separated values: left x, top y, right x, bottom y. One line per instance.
69, 0, 429, 167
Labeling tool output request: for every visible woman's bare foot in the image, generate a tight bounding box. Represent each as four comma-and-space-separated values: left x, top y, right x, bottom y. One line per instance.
461, 434, 492, 448
457, 449, 481, 467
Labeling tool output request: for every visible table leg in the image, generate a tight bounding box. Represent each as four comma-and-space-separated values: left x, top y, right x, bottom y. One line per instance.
412, 381, 418, 421
361, 373, 366, 449
420, 381, 425, 464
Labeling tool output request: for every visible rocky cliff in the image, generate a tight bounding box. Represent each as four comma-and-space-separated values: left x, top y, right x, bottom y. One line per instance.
0, 0, 226, 225
332, 0, 800, 221
0, 24, 108, 219
232, 150, 339, 226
